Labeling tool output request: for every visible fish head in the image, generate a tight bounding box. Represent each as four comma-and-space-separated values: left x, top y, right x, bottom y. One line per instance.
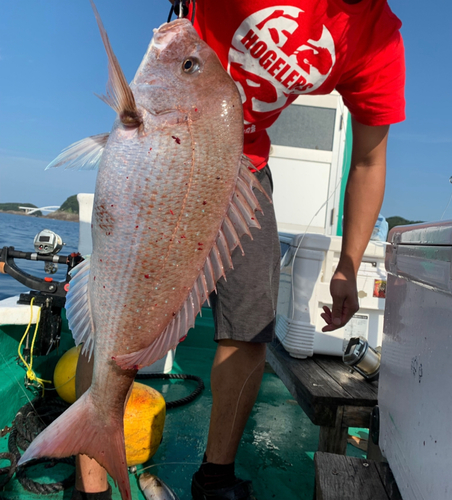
131, 19, 243, 129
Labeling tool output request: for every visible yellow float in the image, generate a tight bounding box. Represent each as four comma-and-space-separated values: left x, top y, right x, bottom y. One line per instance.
53, 344, 82, 404
124, 382, 166, 466
53, 346, 166, 466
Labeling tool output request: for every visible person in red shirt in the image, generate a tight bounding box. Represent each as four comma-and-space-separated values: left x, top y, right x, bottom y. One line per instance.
72, 1, 405, 499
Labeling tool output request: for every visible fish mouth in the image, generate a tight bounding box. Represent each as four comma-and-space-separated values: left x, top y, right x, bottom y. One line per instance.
152, 18, 193, 49
158, 18, 191, 33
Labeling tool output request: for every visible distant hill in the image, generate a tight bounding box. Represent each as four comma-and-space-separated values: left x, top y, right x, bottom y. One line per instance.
45, 194, 79, 221
387, 216, 424, 232
0, 203, 42, 217
58, 195, 79, 214
0, 196, 80, 221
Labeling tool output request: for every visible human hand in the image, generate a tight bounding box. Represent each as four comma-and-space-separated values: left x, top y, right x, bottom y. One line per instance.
321, 269, 359, 332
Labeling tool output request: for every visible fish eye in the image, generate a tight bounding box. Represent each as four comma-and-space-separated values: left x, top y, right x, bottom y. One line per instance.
182, 58, 199, 74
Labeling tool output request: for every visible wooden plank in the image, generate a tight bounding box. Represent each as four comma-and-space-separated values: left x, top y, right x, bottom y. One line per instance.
375, 462, 403, 500
267, 343, 335, 425
314, 453, 397, 500
318, 407, 348, 454
267, 341, 343, 426
268, 340, 349, 399
367, 437, 385, 462
267, 340, 378, 427
318, 425, 348, 455
314, 355, 379, 403
342, 405, 372, 428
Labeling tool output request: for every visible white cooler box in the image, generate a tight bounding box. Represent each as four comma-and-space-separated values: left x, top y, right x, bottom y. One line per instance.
276, 232, 387, 358
379, 221, 452, 500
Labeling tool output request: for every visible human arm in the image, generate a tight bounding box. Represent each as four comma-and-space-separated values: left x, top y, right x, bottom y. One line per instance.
321, 118, 389, 332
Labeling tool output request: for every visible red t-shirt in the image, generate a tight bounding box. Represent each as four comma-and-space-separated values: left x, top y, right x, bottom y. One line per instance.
192, 0, 406, 169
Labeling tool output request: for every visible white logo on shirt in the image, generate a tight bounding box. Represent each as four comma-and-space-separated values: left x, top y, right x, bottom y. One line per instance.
227, 6, 336, 128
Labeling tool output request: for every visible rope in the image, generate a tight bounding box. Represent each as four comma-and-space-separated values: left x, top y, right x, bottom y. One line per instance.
0, 452, 16, 488
135, 373, 205, 409
4, 397, 75, 495
1, 374, 204, 493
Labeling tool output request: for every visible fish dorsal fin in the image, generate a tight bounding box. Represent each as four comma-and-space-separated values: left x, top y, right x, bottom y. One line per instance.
65, 257, 96, 360
114, 157, 270, 370
46, 133, 109, 170
90, 0, 142, 127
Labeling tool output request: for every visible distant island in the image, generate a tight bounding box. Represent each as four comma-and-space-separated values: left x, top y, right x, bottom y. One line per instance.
386, 216, 424, 231
0, 195, 80, 222
0, 198, 424, 230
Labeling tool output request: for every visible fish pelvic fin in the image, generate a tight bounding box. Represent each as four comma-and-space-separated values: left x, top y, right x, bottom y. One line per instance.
66, 258, 96, 360
114, 156, 271, 371
18, 391, 132, 500
90, 0, 142, 127
46, 133, 109, 170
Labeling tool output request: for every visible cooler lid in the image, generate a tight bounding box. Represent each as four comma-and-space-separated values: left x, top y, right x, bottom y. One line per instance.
278, 231, 332, 250
278, 231, 386, 258
389, 220, 452, 246
386, 220, 452, 294
289, 233, 333, 251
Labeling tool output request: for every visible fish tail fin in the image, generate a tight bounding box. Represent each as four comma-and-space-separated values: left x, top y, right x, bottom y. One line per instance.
18, 392, 131, 500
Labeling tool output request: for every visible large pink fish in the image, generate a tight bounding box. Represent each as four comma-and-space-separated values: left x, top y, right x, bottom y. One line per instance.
18, 3, 268, 500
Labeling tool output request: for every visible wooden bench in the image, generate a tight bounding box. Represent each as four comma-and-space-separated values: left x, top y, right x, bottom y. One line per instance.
266, 339, 379, 456
314, 452, 401, 500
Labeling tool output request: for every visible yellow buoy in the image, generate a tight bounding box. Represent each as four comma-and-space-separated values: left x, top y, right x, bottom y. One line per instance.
54, 348, 166, 465
124, 382, 166, 466
53, 345, 82, 404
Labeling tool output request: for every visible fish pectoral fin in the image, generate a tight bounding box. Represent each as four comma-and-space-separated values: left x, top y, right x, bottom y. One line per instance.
46, 133, 109, 171
90, 0, 142, 127
65, 258, 96, 359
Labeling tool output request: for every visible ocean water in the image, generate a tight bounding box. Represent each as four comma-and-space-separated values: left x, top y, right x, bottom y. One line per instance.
0, 213, 80, 300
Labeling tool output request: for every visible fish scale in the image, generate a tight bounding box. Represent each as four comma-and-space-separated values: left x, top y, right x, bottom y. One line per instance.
18, 7, 269, 500
92, 131, 232, 343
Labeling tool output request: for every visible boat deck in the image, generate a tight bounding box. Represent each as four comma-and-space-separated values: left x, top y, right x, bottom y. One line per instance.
0, 309, 366, 500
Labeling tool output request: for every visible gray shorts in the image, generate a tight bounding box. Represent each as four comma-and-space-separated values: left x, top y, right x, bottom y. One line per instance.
210, 165, 281, 343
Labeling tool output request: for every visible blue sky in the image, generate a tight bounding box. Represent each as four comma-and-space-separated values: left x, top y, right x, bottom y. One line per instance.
0, 1, 451, 222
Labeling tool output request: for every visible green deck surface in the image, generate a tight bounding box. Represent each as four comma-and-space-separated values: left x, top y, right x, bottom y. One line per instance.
0, 307, 365, 500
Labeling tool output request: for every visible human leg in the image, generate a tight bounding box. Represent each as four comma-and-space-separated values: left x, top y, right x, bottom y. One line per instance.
206, 339, 266, 464
72, 351, 110, 499
192, 341, 266, 500
192, 166, 280, 499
